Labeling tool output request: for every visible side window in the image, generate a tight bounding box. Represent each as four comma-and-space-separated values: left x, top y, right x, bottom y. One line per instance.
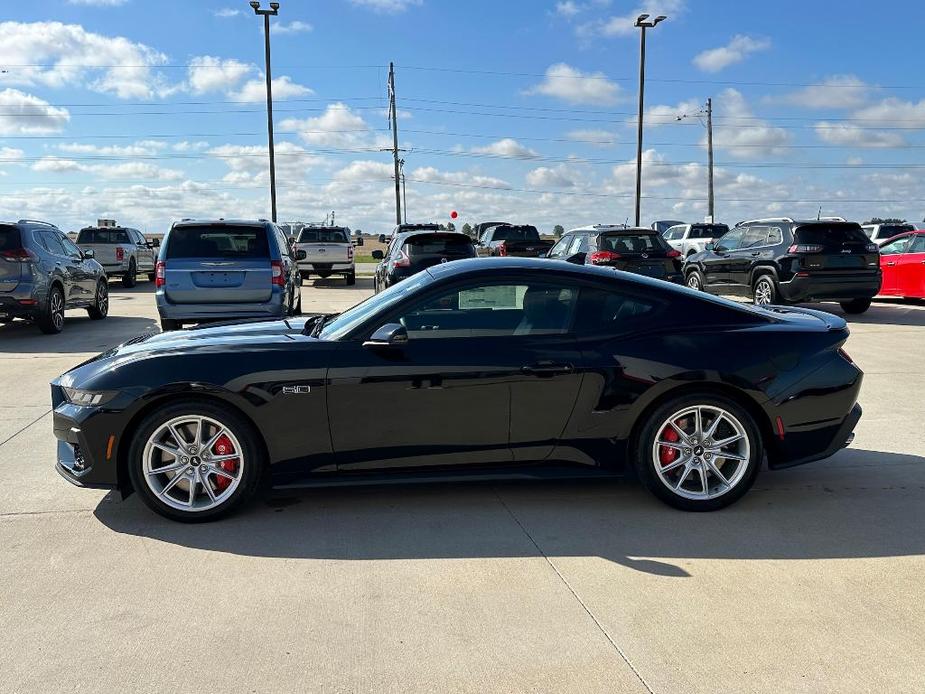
910, 235, 925, 254
39, 231, 67, 256
665, 226, 684, 240
767, 226, 783, 245
741, 226, 769, 249
879, 237, 909, 255
273, 227, 291, 257
59, 234, 83, 258
567, 234, 585, 256
548, 235, 571, 258
717, 228, 744, 251
396, 282, 579, 338
574, 287, 660, 334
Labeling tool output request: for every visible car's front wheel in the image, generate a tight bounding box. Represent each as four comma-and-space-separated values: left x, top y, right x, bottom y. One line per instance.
686, 269, 704, 291
87, 279, 109, 320
840, 298, 871, 314
752, 275, 777, 306
127, 401, 263, 522
635, 393, 763, 511
37, 285, 65, 334
346, 270, 356, 286
122, 259, 137, 288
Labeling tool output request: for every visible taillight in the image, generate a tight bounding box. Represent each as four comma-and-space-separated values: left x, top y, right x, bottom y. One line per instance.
0, 247, 37, 262
271, 260, 285, 286
154, 261, 166, 287
787, 244, 824, 254
496, 241, 508, 256
115, 247, 125, 262
589, 250, 621, 264
391, 250, 410, 268
347, 244, 354, 260
865, 243, 878, 253
666, 249, 681, 258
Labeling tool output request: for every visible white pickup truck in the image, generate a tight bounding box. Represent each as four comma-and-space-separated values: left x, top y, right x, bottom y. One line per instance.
662, 223, 730, 258
293, 226, 355, 285
75, 225, 156, 287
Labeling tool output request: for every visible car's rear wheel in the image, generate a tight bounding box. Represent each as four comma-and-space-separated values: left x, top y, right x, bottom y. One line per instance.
147, 272, 156, 282
128, 402, 263, 522
346, 271, 356, 286
300, 272, 310, 285
840, 298, 871, 314
38, 285, 65, 334
122, 259, 137, 288
686, 269, 704, 291
160, 318, 181, 331
635, 393, 762, 511
752, 275, 777, 306
87, 279, 109, 320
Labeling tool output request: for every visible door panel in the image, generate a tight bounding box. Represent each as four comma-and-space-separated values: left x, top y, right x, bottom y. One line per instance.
898, 246, 925, 296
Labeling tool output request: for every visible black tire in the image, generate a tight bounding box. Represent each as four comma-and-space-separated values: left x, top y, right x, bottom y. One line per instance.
300, 273, 310, 285
160, 318, 181, 331
147, 273, 156, 282
840, 298, 871, 314
127, 400, 264, 522
685, 269, 704, 292
752, 274, 777, 306
122, 259, 137, 288
346, 271, 356, 286
87, 279, 109, 320
373, 276, 379, 294
634, 392, 763, 512
38, 285, 65, 334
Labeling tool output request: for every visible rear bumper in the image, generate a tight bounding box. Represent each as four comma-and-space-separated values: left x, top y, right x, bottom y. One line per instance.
0, 284, 43, 319
770, 403, 862, 470
298, 262, 354, 273
778, 272, 881, 303
156, 293, 286, 321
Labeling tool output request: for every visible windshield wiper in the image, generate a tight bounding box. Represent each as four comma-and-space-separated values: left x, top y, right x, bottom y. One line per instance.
306, 312, 340, 337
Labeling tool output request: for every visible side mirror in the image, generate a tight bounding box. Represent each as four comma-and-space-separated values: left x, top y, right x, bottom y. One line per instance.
371, 249, 384, 260
567, 252, 586, 264
295, 249, 307, 261
82, 249, 95, 259
363, 323, 408, 349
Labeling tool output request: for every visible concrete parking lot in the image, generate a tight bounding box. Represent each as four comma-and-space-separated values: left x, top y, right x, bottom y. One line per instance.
1, 278, 924, 693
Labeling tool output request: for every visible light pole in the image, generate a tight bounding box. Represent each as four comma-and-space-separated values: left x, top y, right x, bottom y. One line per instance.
677, 98, 714, 221
633, 13, 666, 227
398, 158, 407, 224
250, 1, 280, 223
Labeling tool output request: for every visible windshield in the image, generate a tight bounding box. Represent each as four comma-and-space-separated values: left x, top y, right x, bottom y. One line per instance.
77, 228, 130, 244
405, 234, 475, 255
318, 271, 433, 340
877, 224, 915, 239
599, 233, 669, 253
689, 224, 728, 239
298, 228, 349, 243
166, 224, 269, 259
494, 226, 540, 242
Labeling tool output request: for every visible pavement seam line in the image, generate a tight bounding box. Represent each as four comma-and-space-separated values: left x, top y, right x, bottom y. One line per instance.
0, 409, 51, 448
493, 490, 656, 694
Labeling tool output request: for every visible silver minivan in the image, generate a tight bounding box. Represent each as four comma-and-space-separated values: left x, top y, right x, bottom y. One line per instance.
155, 219, 303, 331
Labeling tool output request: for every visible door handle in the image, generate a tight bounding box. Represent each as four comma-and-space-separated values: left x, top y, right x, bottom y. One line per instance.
521, 362, 574, 376
886, 262, 896, 266
751, 252, 761, 257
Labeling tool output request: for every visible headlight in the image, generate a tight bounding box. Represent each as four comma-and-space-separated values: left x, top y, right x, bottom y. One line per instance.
62, 387, 117, 407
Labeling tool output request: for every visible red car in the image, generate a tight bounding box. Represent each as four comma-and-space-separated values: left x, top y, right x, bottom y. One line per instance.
879, 231, 925, 299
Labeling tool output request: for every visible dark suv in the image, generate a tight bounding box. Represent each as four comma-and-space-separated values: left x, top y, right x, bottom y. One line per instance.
372, 231, 476, 292
684, 217, 881, 313
1, 219, 108, 333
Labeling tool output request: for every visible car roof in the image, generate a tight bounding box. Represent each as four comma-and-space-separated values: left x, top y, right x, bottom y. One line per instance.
568, 224, 628, 233
400, 231, 471, 241
172, 219, 269, 227
595, 227, 660, 235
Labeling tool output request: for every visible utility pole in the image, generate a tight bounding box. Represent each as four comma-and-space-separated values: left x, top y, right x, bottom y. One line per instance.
250, 1, 280, 223
706, 97, 714, 221
632, 14, 667, 227
399, 158, 407, 224
388, 62, 402, 225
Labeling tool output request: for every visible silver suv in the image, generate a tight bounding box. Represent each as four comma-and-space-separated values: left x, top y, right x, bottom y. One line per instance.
0, 219, 108, 334
76, 225, 157, 287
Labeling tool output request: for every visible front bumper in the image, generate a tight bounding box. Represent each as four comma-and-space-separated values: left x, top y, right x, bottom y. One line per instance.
52, 400, 119, 489
778, 272, 881, 303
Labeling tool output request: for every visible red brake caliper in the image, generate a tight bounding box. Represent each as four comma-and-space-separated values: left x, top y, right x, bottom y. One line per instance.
659, 424, 680, 466
212, 434, 238, 492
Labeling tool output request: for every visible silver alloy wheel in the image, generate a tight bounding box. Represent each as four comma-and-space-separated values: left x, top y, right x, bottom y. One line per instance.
50, 290, 64, 330
97, 281, 108, 315
651, 405, 751, 501
142, 415, 245, 512
687, 273, 701, 290
754, 278, 773, 305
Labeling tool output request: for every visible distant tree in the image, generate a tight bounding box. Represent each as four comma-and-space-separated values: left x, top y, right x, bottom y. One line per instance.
461, 222, 473, 237
354, 228, 363, 237
553, 224, 565, 238
864, 217, 906, 224
445, 221, 456, 231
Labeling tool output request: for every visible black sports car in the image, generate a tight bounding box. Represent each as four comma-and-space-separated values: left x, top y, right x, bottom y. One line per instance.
52, 258, 862, 522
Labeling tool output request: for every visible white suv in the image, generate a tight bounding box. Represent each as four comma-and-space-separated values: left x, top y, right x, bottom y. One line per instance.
861, 222, 916, 243
663, 223, 730, 258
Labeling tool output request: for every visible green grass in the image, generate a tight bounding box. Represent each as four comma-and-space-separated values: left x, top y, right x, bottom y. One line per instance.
354, 254, 379, 264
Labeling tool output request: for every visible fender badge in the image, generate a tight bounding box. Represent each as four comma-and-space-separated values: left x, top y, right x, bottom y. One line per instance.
282, 385, 311, 395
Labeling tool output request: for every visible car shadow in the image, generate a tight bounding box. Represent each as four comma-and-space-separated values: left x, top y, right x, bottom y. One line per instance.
0, 315, 158, 354
798, 299, 925, 327
94, 448, 925, 577
307, 277, 375, 290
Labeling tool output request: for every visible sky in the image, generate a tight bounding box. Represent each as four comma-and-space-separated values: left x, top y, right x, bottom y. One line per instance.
1, 0, 924, 234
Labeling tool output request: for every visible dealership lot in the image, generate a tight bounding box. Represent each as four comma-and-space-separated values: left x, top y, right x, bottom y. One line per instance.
1, 280, 924, 693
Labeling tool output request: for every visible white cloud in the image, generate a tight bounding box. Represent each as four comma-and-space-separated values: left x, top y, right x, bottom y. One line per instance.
275, 21, 314, 34
58, 141, 163, 156
349, 0, 422, 12
280, 103, 371, 148
171, 140, 210, 152
525, 63, 621, 105
577, 1, 685, 38
187, 56, 253, 94
642, 98, 703, 126
471, 138, 538, 159
693, 35, 771, 73
851, 97, 925, 129
814, 123, 904, 148
411, 166, 511, 189
213, 8, 241, 17
526, 166, 576, 188
782, 75, 871, 110
231, 75, 314, 102
555, 1, 582, 18
566, 129, 617, 147
32, 156, 184, 180
712, 88, 790, 158
209, 141, 322, 185
334, 160, 394, 183
0, 21, 168, 99
0, 88, 70, 134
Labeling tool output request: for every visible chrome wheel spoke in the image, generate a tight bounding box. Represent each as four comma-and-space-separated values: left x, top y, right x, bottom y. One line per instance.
712, 433, 743, 448
675, 464, 693, 490
717, 451, 747, 462
706, 460, 730, 486
698, 465, 709, 494
187, 473, 198, 506
167, 423, 187, 449
661, 456, 689, 474
152, 441, 181, 457
202, 428, 226, 453
693, 407, 703, 440
703, 414, 723, 442
159, 469, 187, 496
208, 453, 239, 463
209, 464, 237, 481
656, 440, 684, 450
201, 476, 217, 502
148, 460, 186, 475
668, 420, 689, 442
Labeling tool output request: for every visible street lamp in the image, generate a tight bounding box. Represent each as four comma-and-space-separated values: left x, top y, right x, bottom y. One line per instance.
633, 13, 666, 227
251, 1, 280, 223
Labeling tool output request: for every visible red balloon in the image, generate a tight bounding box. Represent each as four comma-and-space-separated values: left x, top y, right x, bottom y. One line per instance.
450, 210, 458, 219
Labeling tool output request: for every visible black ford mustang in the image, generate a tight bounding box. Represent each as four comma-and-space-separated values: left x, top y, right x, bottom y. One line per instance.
52, 258, 862, 522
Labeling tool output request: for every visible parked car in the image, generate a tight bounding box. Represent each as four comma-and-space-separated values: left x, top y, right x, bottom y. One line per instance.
52, 257, 863, 521
154, 219, 303, 331
663, 223, 730, 258
878, 231, 925, 299
1, 219, 108, 334
861, 222, 916, 243
475, 224, 553, 257
651, 220, 685, 235
75, 225, 156, 288
472, 221, 511, 244
293, 225, 355, 285
372, 230, 476, 292
684, 217, 881, 313
584, 228, 683, 283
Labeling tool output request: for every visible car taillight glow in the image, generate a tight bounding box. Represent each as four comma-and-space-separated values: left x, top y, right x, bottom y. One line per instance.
154, 261, 166, 287
787, 244, 824, 254
497, 241, 508, 256
391, 250, 410, 268
271, 260, 285, 286
347, 244, 354, 260
589, 250, 621, 264
666, 249, 682, 258
0, 247, 36, 262
115, 247, 125, 262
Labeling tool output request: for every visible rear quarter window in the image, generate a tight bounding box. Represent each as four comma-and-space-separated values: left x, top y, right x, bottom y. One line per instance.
0, 225, 22, 251
794, 224, 870, 246
166, 225, 270, 259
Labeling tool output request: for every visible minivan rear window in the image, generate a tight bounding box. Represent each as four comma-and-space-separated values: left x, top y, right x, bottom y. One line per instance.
0, 225, 22, 251
77, 228, 130, 244
598, 233, 669, 253
166, 225, 269, 259
494, 226, 540, 242
689, 224, 729, 239
877, 224, 915, 239
405, 234, 475, 255
298, 228, 349, 243
794, 224, 870, 247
